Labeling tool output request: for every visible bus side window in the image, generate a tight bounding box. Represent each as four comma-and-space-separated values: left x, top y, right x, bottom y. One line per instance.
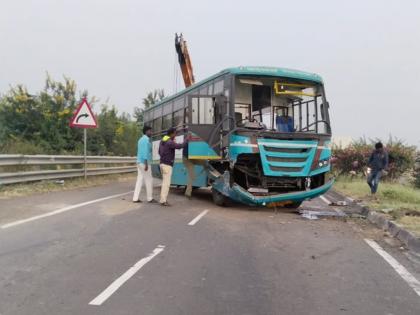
162, 113, 172, 131
153, 117, 162, 135
173, 109, 184, 127
214, 80, 224, 94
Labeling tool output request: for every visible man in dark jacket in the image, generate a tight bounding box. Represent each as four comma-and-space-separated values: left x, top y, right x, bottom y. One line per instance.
367, 142, 389, 195
159, 127, 186, 206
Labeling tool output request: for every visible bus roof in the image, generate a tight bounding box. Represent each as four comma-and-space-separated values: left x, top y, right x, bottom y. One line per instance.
146, 66, 323, 111
227, 66, 323, 83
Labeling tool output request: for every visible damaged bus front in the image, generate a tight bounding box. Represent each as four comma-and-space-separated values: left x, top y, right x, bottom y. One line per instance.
206, 67, 334, 208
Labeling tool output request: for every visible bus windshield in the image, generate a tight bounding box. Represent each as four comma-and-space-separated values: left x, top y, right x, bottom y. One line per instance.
234, 76, 331, 134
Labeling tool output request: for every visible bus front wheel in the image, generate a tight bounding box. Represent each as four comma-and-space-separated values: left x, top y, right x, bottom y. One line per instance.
212, 189, 227, 207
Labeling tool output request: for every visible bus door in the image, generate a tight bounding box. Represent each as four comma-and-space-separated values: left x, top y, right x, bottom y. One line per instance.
187, 95, 221, 159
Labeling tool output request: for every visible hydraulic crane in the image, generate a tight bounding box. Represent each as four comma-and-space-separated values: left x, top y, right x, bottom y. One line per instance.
175, 33, 195, 88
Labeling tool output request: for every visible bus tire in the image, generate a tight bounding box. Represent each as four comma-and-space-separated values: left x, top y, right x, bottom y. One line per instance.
283, 201, 302, 209
212, 189, 227, 207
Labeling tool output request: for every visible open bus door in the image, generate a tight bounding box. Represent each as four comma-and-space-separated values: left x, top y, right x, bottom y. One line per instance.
187, 95, 227, 159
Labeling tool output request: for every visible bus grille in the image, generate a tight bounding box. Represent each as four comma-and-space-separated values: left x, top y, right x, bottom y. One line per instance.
269, 165, 304, 172
266, 156, 307, 163
258, 140, 317, 176
263, 146, 309, 154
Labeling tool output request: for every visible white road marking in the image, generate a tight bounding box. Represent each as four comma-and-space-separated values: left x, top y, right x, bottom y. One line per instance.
188, 209, 209, 226
1, 191, 133, 229
89, 245, 165, 306
319, 195, 331, 205
365, 239, 420, 297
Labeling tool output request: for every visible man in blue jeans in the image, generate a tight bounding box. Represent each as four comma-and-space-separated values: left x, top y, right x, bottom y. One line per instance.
367, 142, 389, 196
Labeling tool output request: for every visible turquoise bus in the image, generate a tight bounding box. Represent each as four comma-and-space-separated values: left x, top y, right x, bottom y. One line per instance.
143, 66, 333, 208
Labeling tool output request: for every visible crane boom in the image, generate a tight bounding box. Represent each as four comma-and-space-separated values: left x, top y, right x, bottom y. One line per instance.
175, 33, 195, 88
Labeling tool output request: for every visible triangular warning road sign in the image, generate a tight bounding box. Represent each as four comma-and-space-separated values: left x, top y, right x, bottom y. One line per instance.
70, 99, 98, 128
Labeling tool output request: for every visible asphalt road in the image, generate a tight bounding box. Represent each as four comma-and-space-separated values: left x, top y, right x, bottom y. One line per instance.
1, 179, 420, 315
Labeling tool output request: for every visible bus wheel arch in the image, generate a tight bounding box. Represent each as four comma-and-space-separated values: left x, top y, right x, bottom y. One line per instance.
212, 188, 228, 207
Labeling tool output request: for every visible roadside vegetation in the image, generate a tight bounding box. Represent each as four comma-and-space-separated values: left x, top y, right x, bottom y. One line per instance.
332, 139, 420, 236
0, 74, 164, 156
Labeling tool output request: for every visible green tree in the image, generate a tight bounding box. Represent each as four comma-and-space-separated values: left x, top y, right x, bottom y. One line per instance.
0, 74, 139, 156
133, 89, 165, 125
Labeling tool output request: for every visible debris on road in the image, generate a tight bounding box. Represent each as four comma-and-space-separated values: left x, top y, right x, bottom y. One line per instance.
300, 209, 347, 220
301, 212, 319, 220
329, 201, 348, 206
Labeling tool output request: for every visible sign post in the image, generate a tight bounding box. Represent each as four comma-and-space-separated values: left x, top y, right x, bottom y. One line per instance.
70, 99, 98, 181
84, 129, 87, 180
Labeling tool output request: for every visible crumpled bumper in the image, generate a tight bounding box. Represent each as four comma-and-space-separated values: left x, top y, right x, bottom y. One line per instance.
228, 179, 334, 206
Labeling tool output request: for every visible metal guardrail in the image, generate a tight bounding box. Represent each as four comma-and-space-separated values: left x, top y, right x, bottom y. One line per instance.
0, 155, 137, 185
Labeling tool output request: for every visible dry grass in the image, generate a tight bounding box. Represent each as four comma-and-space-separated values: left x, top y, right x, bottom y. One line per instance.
0, 173, 136, 199
335, 177, 420, 214
396, 216, 420, 237
334, 176, 420, 236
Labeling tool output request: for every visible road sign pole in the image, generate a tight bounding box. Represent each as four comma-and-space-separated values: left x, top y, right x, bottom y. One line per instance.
70, 99, 97, 181
84, 128, 87, 181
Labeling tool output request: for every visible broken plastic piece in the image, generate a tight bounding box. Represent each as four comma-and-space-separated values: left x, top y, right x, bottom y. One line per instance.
329, 201, 347, 206
301, 212, 319, 220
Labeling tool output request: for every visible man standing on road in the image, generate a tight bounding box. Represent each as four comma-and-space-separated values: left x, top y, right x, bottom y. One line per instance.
133, 126, 156, 203
183, 135, 194, 200
367, 142, 389, 196
159, 127, 186, 206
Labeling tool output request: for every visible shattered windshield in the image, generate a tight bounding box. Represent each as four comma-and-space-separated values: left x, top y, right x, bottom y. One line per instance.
234, 76, 331, 134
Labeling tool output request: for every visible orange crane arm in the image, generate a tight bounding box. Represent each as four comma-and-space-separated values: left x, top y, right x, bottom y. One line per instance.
175, 33, 195, 88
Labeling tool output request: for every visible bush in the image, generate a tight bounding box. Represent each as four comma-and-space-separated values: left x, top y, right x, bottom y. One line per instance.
0, 137, 46, 155
332, 137, 416, 180
414, 152, 420, 188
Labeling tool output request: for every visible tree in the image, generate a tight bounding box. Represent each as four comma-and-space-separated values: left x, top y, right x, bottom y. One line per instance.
0, 74, 140, 156
133, 89, 165, 125
0, 75, 84, 154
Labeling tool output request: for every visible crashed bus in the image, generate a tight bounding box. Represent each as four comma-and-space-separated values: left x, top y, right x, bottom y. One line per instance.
144, 66, 333, 208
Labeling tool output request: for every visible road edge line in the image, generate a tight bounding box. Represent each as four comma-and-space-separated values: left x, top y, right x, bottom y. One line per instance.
1, 191, 133, 229
364, 239, 420, 297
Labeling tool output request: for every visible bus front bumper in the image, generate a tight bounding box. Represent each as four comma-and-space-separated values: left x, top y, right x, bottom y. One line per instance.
229, 179, 334, 207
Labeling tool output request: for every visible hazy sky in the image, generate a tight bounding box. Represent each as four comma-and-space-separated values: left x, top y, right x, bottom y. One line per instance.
1, 0, 419, 145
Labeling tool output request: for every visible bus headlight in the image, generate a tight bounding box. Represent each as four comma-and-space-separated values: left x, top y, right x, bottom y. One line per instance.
318, 159, 330, 168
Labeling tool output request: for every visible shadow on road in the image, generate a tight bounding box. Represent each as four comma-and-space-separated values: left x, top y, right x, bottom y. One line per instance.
169, 186, 300, 214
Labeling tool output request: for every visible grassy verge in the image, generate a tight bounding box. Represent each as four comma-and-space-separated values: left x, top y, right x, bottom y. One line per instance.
0, 173, 136, 199
334, 176, 420, 236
